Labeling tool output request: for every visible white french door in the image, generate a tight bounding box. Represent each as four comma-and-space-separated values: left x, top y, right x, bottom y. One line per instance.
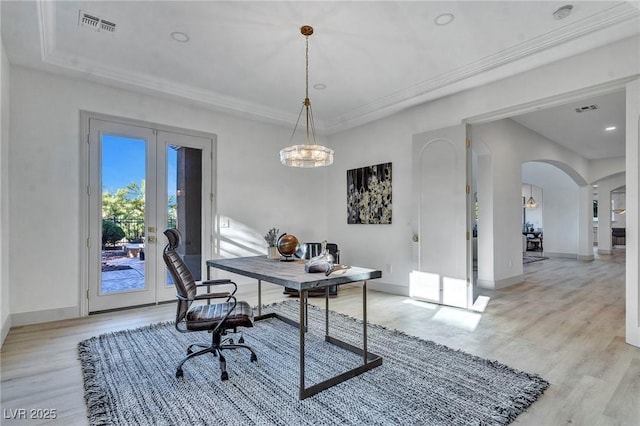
87, 118, 213, 312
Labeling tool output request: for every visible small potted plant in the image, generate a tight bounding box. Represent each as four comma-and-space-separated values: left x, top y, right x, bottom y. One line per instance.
264, 227, 280, 259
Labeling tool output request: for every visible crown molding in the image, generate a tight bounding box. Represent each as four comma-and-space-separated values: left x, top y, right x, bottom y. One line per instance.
36, 1, 306, 128
324, 3, 640, 133
37, 1, 638, 135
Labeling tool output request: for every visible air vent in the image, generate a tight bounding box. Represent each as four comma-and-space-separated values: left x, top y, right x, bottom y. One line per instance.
78, 10, 116, 34
100, 20, 116, 33
575, 104, 599, 113
79, 12, 99, 31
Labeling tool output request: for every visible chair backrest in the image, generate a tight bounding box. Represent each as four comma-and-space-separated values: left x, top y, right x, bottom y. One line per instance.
305, 242, 340, 264
163, 228, 197, 322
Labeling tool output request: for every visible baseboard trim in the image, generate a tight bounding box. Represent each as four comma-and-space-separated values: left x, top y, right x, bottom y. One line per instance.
367, 281, 409, 296
1, 314, 11, 346
477, 274, 524, 290
577, 254, 595, 261
11, 305, 80, 327
545, 252, 577, 259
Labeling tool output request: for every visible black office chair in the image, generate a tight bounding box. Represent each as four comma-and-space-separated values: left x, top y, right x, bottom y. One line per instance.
284, 242, 340, 297
163, 228, 257, 381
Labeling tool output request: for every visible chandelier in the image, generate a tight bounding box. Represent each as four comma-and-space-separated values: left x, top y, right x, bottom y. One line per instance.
280, 26, 334, 168
524, 183, 538, 209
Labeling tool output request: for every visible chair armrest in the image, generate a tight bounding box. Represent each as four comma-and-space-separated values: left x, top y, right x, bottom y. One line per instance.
197, 279, 232, 286
176, 292, 231, 302
194, 292, 232, 300
196, 279, 237, 296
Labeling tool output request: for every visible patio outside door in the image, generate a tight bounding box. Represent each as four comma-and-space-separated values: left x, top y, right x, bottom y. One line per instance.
87, 118, 213, 312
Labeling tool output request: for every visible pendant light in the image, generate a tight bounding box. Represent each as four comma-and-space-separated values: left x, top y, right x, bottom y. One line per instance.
525, 184, 538, 209
279, 26, 334, 168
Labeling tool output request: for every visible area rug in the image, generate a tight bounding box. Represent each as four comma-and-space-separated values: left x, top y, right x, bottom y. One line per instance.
78, 301, 549, 426
523, 255, 548, 264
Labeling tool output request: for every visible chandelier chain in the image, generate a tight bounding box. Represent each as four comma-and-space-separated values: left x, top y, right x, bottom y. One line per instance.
279, 25, 334, 167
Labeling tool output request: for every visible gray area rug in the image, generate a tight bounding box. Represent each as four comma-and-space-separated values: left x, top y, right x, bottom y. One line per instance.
78, 301, 549, 425
523, 255, 548, 264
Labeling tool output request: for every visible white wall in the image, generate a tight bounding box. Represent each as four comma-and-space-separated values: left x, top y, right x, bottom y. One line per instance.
327, 37, 636, 293
1, 13, 11, 344
8, 66, 326, 322
524, 162, 579, 258
4, 32, 639, 349
625, 78, 640, 347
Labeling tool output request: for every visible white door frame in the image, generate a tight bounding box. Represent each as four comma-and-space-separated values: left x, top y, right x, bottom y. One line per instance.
79, 112, 217, 316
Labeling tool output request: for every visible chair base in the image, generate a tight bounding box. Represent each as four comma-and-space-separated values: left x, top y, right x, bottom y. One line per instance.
176, 331, 257, 381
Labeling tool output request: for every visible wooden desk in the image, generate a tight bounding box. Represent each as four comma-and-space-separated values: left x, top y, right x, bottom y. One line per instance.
206, 255, 383, 400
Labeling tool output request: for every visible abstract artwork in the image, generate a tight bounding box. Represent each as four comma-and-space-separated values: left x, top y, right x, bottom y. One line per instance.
347, 162, 392, 224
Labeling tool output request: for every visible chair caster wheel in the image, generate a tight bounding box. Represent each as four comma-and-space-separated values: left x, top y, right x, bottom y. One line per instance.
228, 338, 234, 344
176, 368, 183, 378
221, 371, 229, 381
239, 337, 245, 344
250, 353, 257, 362
187, 348, 193, 355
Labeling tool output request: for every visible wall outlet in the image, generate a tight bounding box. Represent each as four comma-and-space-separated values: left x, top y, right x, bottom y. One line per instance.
220, 218, 230, 228
386, 264, 393, 273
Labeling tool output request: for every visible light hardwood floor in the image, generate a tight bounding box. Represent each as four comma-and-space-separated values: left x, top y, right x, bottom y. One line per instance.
1, 250, 639, 425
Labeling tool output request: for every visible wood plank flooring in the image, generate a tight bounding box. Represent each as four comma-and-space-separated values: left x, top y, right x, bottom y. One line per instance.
1, 250, 638, 425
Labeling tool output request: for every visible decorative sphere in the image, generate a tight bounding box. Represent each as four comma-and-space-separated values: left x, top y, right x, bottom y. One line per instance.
277, 234, 299, 257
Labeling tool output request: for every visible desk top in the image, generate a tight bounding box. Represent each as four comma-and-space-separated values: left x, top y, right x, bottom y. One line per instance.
207, 256, 381, 291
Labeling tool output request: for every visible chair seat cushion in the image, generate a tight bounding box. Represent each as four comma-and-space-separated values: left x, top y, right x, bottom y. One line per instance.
186, 301, 253, 331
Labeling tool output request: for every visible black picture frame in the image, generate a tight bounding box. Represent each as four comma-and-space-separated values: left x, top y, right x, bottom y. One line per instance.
347, 162, 392, 224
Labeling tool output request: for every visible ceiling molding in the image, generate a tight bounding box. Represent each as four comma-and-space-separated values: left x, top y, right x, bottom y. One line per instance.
323, 3, 640, 132
36, 1, 306, 128
464, 77, 636, 125
35, 1, 639, 135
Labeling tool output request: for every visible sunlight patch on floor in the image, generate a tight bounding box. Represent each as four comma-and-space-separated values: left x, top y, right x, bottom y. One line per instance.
402, 298, 439, 310
471, 295, 491, 312
432, 307, 482, 331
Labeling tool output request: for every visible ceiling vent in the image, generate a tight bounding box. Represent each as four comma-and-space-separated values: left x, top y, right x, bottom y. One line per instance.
100, 20, 116, 34
78, 10, 116, 34
575, 104, 599, 113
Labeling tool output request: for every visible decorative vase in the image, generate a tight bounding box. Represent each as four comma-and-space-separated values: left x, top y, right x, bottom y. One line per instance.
268, 246, 280, 260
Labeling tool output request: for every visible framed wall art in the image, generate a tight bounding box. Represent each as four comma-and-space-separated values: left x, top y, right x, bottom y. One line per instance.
347, 162, 392, 224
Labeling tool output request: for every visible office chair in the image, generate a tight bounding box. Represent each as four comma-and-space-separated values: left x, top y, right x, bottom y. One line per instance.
163, 228, 257, 381
284, 242, 340, 297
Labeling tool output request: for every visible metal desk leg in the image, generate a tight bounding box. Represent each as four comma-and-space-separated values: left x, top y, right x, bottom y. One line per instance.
299, 290, 307, 397
363, 280, 368, 363
258, 279, 262, 317
325, 286, 330, 337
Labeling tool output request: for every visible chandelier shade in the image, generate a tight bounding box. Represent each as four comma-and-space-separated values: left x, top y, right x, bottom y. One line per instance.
280, 144, 334, 167
280, 25, 334, 168
524, 183, 538, 209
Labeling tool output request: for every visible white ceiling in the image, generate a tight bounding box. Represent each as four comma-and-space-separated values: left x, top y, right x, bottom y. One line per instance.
2, 1, 638, 158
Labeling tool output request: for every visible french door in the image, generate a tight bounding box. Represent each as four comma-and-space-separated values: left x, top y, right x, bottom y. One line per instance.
87, 118, 213, 312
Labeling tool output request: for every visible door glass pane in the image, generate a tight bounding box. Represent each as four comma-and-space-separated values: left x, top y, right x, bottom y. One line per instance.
167, 145, 203, 281
101, 135, 146, 294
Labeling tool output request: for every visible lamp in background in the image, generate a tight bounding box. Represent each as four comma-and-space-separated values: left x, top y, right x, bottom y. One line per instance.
612, 190, 626, 214
525, 184, 538, 209
280, 26, 334, 168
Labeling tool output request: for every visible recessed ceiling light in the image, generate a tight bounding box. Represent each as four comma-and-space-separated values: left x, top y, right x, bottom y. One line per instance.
313, 83, 327, 90
553, 5, 573, 20
605, 126, 617, 131
434, 13, 455, 26
170, 31, 190, 43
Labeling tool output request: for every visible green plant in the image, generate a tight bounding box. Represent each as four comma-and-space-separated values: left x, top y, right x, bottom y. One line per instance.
102, 219, 126, 247
264, 227, 279, 247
